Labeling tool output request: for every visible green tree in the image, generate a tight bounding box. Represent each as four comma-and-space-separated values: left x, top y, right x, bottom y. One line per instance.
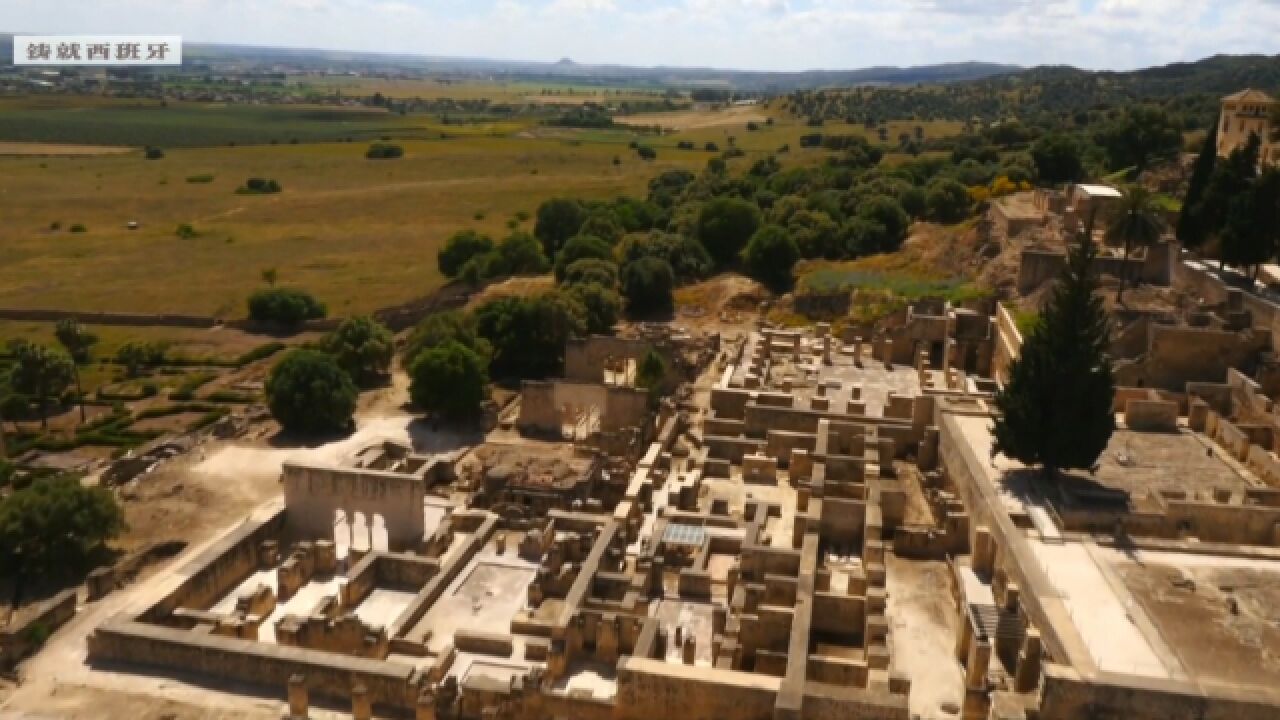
742, 225, 800, 291
54, 319, 97, 364
1105, 185, 1165, 303
697, 197, 762, 268
474, 292, 586, 379
265, 349, 357, 436
554, 234, 612, 281
1093, 105, 1182, 174
534, 198, 587, 258
856, 195, 911, 252
6, 340, 74, 429
992, 227, 1115, 480
839, 216, 891, 258
54, 319, 96, 423
579, 213, 625, 245
319, 316, 394, 387
409, 341, 488, 420
247, 288, 327, 330
636, 348, 667, 405
563, 258, 620, 289
615, 231, 713, 282
1221, 167, 1280, 278
1202, 133, 1261, 270
1030, 133, 1084, 185
495, 231, 551, 275
925, 178, 971, 223
1176, 119, 1218, 251
568, 282, 622, 334
621, 257, 676, 318
403, 310, 492, 365
0, 476, 125, 594
115, 341, 166, 378
438, 230, 494, 278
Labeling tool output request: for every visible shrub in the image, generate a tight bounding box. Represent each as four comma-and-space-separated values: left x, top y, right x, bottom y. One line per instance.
238, 177, 282, 194
235, 342, 285, 367
265, 349, 356, 435
69, 223, 87, 233
144, 146, 165, 160
185, 174, 215, 183
636, 146, 657, 161
175, 223, 198, 239
365, 142, 405, 159
247, 288, 326, 330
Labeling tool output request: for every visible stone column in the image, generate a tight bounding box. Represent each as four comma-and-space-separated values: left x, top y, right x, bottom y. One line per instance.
881, 338, 894, 368
416, 691, 438, 720
682, 634, 697, 665
972, 526, 995, 576
853, 337, 863, 366
287, 674, 308, 719
1014, 629, 1042, 692
966, 639, 991, 691
351, 684, 372, 720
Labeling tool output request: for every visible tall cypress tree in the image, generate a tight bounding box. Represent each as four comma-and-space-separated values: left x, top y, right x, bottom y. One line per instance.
1176, 118, 1217, 250
993, 224, 1116, 480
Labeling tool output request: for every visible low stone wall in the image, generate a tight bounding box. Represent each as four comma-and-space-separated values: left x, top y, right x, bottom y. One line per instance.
0, 307, 217, 328
0, 588, 77, 669
89, 618, 418, 708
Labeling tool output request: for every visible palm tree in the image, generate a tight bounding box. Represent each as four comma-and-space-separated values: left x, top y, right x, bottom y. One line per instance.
1106, 185, 1165, 304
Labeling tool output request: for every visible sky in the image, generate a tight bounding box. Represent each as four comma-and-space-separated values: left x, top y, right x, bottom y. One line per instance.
3, 0, 1279, 73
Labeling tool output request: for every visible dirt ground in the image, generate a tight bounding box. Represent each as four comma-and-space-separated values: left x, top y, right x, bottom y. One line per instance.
614, 104, 768, 131
1120, 562, 1280, 688
886, 555, 965, 719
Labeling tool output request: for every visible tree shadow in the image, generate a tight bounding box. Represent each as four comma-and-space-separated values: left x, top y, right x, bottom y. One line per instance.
406, 417, 485, 454
265, 425, 356, 449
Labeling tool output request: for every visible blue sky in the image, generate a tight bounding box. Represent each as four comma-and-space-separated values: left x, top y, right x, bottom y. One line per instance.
3, 0, 1278, 72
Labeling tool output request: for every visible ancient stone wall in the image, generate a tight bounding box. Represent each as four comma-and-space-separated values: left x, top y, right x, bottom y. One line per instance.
281, 462, 425, 550
564, 336, 650, 382
0, 588, 77, 669
88, 619, 417, 708
615, 657, 780, 720
1039, 664, 1280, 720
147, 508, 286, 619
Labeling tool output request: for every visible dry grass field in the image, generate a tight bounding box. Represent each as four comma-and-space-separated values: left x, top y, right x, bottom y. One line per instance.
0, 134, 705, 317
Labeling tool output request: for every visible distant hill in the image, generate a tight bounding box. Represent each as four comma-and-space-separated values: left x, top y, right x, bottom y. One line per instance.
786, 54, 1280, 128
